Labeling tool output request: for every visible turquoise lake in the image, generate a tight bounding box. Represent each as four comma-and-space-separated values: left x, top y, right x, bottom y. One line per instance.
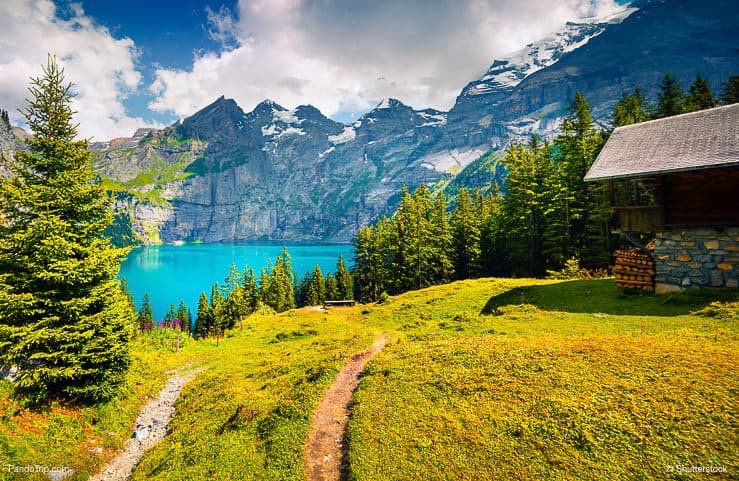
119, 242, 353, 320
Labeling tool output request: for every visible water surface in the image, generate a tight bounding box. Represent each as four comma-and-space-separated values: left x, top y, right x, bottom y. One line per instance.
119, 242, 353, 320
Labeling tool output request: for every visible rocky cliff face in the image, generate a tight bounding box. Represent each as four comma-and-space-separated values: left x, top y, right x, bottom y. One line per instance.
49, 0, 739, 243
92, 97, 455, 243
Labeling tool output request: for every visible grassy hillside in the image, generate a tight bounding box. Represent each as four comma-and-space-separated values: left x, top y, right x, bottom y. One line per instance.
0, 278, 736, 480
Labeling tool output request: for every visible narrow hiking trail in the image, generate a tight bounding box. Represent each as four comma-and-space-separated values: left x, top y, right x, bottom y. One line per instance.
88, 367, 202, 481
305, 335, 387, 481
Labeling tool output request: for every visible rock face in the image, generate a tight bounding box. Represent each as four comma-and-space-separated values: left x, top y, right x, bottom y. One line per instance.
23, 0, 739, 243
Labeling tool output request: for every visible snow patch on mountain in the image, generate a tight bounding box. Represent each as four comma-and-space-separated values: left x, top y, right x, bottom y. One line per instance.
261, 123, 307, 138
273, 109, 302, 124
318, 146, 335, 158
328, 126, 356, 144
463, 5, 637, 95
419, 148, 486, 173
418, 111, 447, 127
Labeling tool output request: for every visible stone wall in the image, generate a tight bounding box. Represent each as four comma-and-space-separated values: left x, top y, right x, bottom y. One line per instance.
654, 228, 739, 293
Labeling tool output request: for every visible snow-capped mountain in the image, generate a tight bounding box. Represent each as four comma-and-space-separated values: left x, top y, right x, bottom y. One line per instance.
86, 0, 738, 243
462, 6, 638, 97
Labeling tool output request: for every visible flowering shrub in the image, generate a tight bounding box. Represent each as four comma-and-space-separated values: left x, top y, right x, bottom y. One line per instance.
138, 318, 192, 351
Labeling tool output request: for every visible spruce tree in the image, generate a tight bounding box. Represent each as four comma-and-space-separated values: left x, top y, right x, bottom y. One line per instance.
137, 293, 155, 330
120, 278, 136, 314
502, 139, 550, 276
335, 255, 353, 300
164, 304, 178, 326
324, 274, 339, 301
242, 267, 259, 312
193, 292, 213, 339
612, 87, 651, 127
352, 224, 386, 302
655, 74, 685, 118
430, 193, 454, 283
306, 265, 326, 306
210, 282, 227, 338
176, 300, 191, 333
686, 75, 716, 111
719, 74, 739, 104
450, 188, 481, 279
0, 57, 135, 402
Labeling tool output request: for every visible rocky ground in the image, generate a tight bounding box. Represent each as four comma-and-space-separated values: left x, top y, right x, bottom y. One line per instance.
88, 366, 202, 481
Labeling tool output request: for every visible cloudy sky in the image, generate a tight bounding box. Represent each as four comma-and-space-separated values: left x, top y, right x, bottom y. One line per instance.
0, 0, 627, 140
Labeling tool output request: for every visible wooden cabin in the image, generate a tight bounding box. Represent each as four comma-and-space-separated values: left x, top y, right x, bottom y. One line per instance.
585, 103, 739, 293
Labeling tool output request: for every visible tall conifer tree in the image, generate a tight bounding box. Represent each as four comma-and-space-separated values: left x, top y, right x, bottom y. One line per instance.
334, 255, 353, 300
0, 57, 135, 402
450, 188, 481, 279
655, 74, 685, 118
720, 74, 739, 104
686, 75, 716, 111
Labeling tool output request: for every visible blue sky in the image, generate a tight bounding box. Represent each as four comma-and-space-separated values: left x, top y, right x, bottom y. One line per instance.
0, 0, 631, 139
54, 0, 239, 125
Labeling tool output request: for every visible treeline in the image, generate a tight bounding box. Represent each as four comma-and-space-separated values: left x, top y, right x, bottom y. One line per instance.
353, 93, 609, 301
133, 249, 354, 340
613, 73, 739, 126
353, 73, 739, 302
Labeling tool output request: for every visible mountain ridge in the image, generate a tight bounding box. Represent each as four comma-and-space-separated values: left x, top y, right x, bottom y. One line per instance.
8, 0, 738, 244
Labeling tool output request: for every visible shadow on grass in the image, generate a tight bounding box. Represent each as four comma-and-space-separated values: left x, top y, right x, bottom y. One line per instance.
481, 279, 739, 317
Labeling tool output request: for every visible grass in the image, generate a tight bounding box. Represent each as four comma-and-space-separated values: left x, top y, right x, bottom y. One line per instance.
130, 310, 378, 481
0, 278, 736, 480
349, 279, 739, 481
0, 333, 205, 481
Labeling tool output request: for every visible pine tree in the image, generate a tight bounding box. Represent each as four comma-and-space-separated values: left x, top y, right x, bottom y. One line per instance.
612, 87, 651, 127
261, 254, 295, 312
0, 57, 135, 402
502, 139, 550, 276
352, 224, 386, 302
242, 267, 259, 312
259, 265, 274, 308
654, 74, 685, 118
686, 75, 716, 111
478, 193, 506, 276
335, 255, 353, 300
450, 188, 481, 279
176, 300, 191, 333
164, 304, 178, 324
720, 74, 739, 104
210, 282, 227, 338
305, 265, 326, 305
324, 274, 339, 301
120, 278, 136, 314
429, 193, 454, 283
137, 293, 155, 330
193, 292, 213, 339
296, 270, 312, 307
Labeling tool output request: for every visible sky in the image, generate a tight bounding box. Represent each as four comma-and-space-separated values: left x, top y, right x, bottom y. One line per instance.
0, 0, 627, 140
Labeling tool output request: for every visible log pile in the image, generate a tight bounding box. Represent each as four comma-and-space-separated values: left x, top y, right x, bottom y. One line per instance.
613, 248, 655, 291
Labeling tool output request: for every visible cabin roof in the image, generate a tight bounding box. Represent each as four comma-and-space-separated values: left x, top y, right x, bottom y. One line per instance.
584, 103, 739, 182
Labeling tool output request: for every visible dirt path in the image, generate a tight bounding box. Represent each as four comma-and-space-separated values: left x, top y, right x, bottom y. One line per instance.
88, 367, 202, 481
305, 335, 387, 481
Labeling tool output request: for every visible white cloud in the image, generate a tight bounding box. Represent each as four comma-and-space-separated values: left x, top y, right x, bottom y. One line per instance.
0, 0, 160, 140
149, 0, 625, 121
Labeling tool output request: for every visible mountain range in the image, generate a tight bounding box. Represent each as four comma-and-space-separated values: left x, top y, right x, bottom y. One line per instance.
2, 0, 738, 244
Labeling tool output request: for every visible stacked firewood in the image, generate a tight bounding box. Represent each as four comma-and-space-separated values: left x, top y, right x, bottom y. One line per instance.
613, 248, 655, 291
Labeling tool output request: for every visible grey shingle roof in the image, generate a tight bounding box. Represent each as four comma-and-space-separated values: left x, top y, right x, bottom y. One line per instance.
584, 103, 739, 181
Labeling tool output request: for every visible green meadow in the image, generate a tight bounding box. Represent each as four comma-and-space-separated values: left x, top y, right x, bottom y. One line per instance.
1, 278, 737, 480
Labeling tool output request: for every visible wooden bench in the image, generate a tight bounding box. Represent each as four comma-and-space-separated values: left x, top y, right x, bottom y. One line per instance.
323, 300, 356, 307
